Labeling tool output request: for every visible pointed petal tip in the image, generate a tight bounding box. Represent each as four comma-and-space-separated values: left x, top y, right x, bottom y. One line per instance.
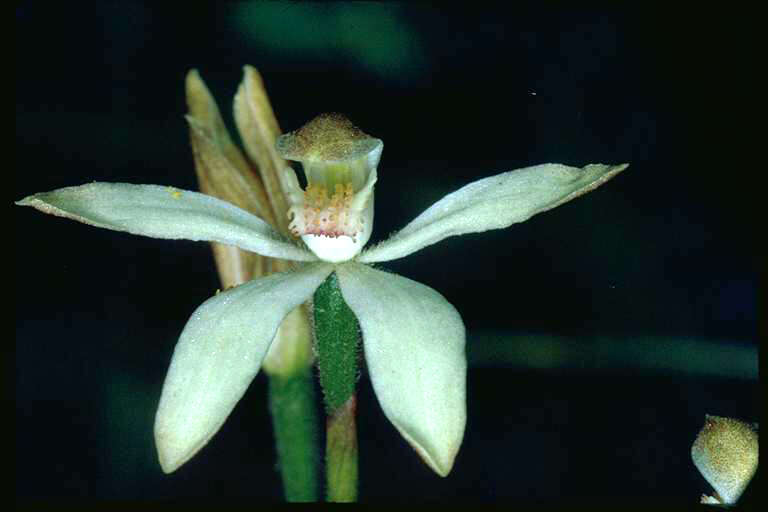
15, 195, 34, 207
397, 425, 458, 477
15, 193, 51, 211
185, 68, 201, 82
154, 414, 221, 475
155, 430, 192, 474
584, 162, 629, 182
184, 69, 209, 105
157, 449, 181, 474
610, 162, 630, 174
241, 65, 265, 81
597, 162, 629, 175
159, 460, 177, 474
154, 426, 185, 474
240, 65, 264, 88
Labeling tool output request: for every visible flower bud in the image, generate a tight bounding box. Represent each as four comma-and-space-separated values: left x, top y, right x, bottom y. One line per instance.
691, 414, 758, 505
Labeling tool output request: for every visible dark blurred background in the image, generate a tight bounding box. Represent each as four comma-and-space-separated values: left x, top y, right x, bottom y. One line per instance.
16, 3, 759, 506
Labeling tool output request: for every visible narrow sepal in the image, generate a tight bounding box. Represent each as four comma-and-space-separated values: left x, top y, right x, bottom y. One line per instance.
359, 163, 628, 263
17, 182, 316, 262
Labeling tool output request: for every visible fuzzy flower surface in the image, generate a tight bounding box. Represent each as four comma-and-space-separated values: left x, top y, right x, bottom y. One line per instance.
17, 111, 627, 477
692, 415, 758, 505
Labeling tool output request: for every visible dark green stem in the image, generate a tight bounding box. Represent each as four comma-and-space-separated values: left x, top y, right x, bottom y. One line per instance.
313, 271, 360, 502
268, 369, 320, 502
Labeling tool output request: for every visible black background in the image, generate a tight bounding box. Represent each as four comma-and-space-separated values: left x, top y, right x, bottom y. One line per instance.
16, 3, 759, 506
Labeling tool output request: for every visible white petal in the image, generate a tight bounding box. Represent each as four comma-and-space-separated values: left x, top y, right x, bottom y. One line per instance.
336, 262, 466, 476
16, 182, 316, 262
359, 163, 628, 263
154, 263, 333, 473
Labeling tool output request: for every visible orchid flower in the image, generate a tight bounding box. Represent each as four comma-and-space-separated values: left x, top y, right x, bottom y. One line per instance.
16, 111, 627, 478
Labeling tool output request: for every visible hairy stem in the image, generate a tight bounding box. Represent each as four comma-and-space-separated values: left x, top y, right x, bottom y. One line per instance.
313, 272, 360, 502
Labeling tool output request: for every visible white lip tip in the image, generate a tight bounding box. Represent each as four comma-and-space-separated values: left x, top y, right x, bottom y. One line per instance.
301, 233, 363, 263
